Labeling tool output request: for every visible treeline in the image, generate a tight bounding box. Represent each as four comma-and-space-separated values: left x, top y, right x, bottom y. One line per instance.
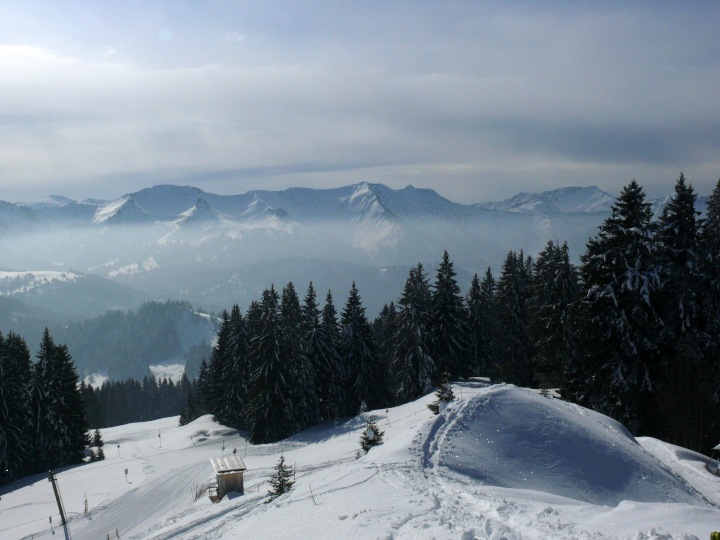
0, 329, 87, 484
81, 376, 194, 428
184, 175, 720, 453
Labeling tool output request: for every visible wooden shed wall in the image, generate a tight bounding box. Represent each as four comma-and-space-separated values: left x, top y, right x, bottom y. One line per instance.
217, 471, 244, 497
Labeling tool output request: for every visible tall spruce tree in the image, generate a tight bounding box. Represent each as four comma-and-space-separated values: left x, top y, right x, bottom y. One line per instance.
431, 251, 469, 378
654, 174, 711, 448
392, 264, 434, 403
246, 287, 294, 443
699, 179, 720, 358
494, 251, 534, 386
30, 329, 88, 470
530, 241, 580, 389
315, 291, 347, 419
373, 302, 399, 402
466, 269, 496, 378
340, 282, 382, 411
578, 180, 660, 434
216, 305, 249, 428
206, 310, 231, 420
281, 282, 319, 432
0, 332, 32, 482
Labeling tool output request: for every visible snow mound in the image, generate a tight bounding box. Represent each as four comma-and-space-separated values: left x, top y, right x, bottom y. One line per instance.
438, 385, 702, 506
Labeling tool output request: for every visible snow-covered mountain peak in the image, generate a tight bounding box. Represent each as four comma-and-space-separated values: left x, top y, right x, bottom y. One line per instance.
175, 198, 224, 225
92, 196, 153, 225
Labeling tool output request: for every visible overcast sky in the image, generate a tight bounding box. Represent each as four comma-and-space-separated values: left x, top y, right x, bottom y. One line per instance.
1, 1, 719, 204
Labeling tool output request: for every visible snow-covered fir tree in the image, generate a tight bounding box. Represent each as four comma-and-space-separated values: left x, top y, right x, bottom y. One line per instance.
281, 282, 319, 432
266, 454, 295, 502
699, 179, 720, 355
0, 331, 32, 483
206, 310, 231, 421
217, 304, 249, 429
373, 302, 399, 403
494, 251, 534, 387
431, 251, 469, 378
530, 241, 580, 389
466, 268, 497, 379
653, 174, 710, 448
392, 264, 434, 403
427, 372, 455, 415
578, 180, 660, 434
340, 282, 384, 411
30, 329, 88, 470
316, 291, 347, 419
246, 287, 294, 444
358, 418, 384, 455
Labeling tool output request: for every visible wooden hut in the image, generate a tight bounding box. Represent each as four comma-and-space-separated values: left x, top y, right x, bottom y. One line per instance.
209, 455, 247, 501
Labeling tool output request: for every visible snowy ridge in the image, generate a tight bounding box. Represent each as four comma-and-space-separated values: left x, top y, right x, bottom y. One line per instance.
2, 381, 718, 539
475, 186, 615, 215
0, 270, 81, 295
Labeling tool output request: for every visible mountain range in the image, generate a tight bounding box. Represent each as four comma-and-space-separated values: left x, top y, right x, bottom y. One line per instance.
0, 182, 705, 319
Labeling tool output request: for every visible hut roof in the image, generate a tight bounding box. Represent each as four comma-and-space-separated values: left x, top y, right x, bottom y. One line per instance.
210, 455, 247, 474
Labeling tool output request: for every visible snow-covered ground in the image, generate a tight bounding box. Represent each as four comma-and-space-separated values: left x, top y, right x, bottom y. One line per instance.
2, 381, 719, 540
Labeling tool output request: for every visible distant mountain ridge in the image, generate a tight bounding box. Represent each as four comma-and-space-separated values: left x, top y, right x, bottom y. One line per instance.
0, 181, 702, 319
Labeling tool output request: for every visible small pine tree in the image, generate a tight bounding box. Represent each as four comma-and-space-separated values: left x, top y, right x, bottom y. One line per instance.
93, 428, 104, 448
358, 418, 384, 455
92, 446, 105, 462
427, 372, 455, 415
266, 455, 294, 502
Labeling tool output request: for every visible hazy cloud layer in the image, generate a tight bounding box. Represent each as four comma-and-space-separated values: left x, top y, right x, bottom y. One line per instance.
1, 1, 719, 203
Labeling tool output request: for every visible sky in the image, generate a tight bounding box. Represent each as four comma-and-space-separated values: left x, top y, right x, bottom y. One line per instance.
1, 0, 719, 204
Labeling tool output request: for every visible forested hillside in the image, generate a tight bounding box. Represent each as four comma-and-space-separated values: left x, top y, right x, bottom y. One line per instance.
51, 300, 217, 380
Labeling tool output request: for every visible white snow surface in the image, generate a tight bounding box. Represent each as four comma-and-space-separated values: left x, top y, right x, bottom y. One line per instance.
2, 382, 719, 540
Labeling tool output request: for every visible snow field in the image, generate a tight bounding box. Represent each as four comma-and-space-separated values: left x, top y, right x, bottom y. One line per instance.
2, 381, 719, 539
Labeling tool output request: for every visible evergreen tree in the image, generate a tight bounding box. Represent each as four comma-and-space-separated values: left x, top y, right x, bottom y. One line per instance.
494, 251, 534, 386
266, 454, 295, 502
282, 282, 319, 431
315, 291, 347, 420
92, 428, 104, 447
0, 332, 32, 482
578, 180, 660, 433
358, 418, 384, 455
246, 287, 294, 443
654, 174, 711, 448
340, 283, 382, 411
530, 241, 580, 389
427, 372, 455, 415
466, 269, 497, 378
392, 264, 434, 403
206, 310, 231, 420
699, 179, 720, 359
29, 329, 88, 470
373, 302, 398, 402
216, 305, 249, 428
431, 251, 469, 378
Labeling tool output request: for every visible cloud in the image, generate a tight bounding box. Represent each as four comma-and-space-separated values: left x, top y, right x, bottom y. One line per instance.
0, 2, 719, 203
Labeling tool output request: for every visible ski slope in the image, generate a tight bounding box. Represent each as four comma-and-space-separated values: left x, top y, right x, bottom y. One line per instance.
2, 381, 719, 539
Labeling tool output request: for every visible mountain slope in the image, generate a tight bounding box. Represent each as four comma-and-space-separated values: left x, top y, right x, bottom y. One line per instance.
2, 381, 718, 539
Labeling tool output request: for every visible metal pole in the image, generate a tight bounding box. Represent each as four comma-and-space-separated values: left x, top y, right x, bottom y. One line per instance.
48, 470, 67, 526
